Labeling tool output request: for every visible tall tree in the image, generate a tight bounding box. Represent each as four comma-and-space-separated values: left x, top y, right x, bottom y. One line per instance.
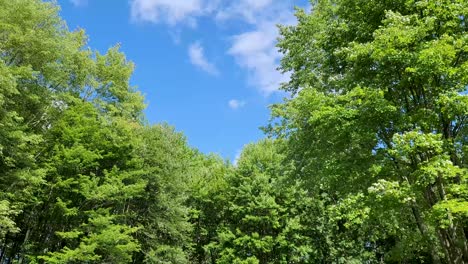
211, 140, 316, 264
35, 101, 144, 263
130, 124, 194, 264
188, 153, 231, 264
0, 1, 192, 263
272, 0, 468, 262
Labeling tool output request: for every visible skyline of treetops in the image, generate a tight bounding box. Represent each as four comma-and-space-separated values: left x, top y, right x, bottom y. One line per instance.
0, 0, 467, 263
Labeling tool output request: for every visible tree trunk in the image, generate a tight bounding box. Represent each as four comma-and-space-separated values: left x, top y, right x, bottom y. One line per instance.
436, 176, 468, 263
17, 228, 31, 264
411, 204, 442, 264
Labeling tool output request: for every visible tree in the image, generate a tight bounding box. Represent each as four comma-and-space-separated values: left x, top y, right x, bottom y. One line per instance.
0, 0, 77, 243
271, 0, 468, 262
35, 101, 144, 263
188, 153, 231, 264
211, 140, 316, 264
0, 1, 189, 263
130, 124, 194, 264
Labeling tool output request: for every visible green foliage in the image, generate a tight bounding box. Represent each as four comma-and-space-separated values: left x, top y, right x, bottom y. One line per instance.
0, 200, 19, 238
0, 1, 188, 263
1, 0, 467, 263
272, 0, 468, 262
209, 140, 316, 264
188, 153, 231, 264
40, 211, 140, 264
130, 125, 194, 264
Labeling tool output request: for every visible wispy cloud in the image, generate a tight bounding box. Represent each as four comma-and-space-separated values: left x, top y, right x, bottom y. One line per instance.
228, 99, 246, 110
70, 0, 88, 7
130, 0, 217, 26
130, 0, 302, 94
223, 1, 297, 95
215, 0, 273, 23
228, 22, 289, 95
188, 42, 219, 75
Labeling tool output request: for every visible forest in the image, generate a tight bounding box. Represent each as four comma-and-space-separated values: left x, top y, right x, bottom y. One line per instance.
0, 0, 467, 263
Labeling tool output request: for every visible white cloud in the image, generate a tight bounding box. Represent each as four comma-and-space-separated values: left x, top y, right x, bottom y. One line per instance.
228, 99, 246, 110
130, 0, 302, 94
228, 22, 289, 95
215, 0, 273, 23
130, 0, 215, 26
220, 1, 298, 95
188, 42, 218, 75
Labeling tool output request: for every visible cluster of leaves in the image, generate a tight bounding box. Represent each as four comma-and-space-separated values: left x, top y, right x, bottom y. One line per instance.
0, 1, 193, 263
267, 0, 468, 263
188, 141, 317, 264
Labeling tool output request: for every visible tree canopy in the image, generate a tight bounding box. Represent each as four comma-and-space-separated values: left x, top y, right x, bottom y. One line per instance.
0, 0, 467, 263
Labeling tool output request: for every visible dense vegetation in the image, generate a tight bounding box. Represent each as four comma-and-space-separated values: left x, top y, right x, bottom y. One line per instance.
0, 0, 467, 263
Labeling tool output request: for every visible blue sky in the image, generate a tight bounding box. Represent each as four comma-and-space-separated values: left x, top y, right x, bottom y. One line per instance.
58, 0, 308, 162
